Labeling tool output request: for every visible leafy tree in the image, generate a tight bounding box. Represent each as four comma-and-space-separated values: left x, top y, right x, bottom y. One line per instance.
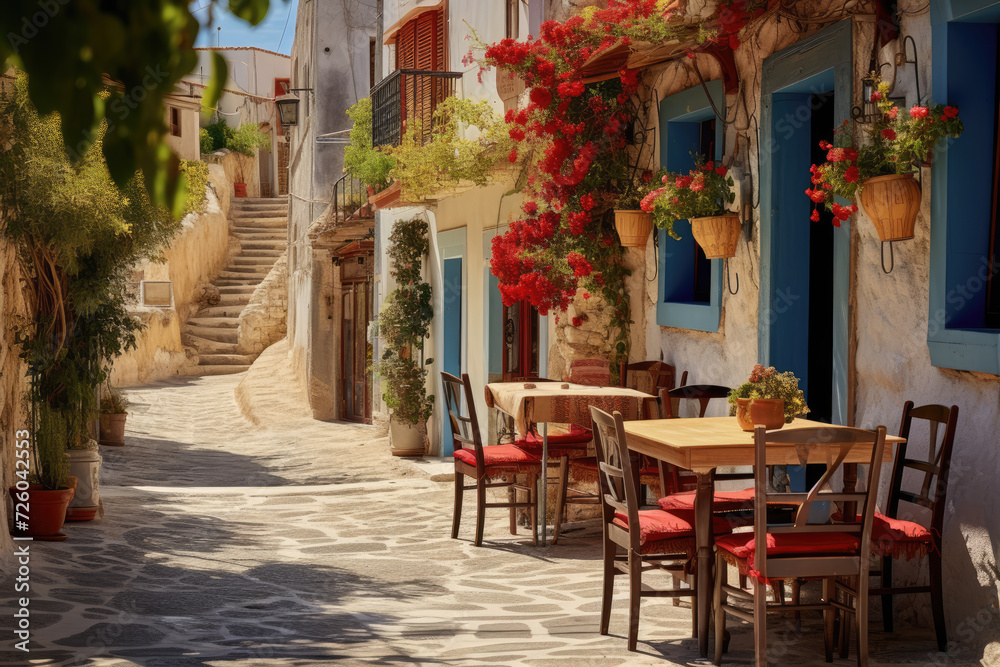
227, 121, 271, 184
0, 74, 181, 488
0, 0, 287, 215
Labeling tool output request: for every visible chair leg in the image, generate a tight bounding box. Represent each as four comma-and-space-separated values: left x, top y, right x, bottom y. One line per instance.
792, 578, 802, 631
856, 574, 869, 667
627, 549, 641, 651
930, 550, 948, 652
599, 534, 615, 635
714, 553, 725, 665
880, 555, 893, 632
452, 470, 463, 539
672, 574, 682, 606
839, 589, 852, 659
528, 472, 538, 547
823, 578, 835, 663
509, 485, 517, 536
475, 476, 487, 547
753, 578, 767, 667
552, 455, 569, 544
772, 581, 785, 605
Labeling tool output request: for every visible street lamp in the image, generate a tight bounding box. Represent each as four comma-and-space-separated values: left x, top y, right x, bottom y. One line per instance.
275, 93, 300, 126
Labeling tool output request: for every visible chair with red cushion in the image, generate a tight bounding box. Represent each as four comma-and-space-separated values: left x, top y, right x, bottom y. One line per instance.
590, 405, 734, 651
442, 372, 542, 547
869, 402, 959, 653
713, 425, 888, 667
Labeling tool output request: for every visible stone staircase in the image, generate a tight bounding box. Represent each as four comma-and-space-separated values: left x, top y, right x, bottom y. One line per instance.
182, 196, 288, 376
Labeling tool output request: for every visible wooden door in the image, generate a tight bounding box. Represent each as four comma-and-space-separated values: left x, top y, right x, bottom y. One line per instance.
341, 280, 372, 423
501, 300, 540, 381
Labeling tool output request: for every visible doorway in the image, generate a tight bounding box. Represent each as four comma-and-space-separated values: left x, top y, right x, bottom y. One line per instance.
338, 241, 374, 424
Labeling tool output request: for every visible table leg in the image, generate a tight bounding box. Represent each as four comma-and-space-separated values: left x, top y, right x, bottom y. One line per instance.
842, 462, 858, 521
694, 470, 715, 658
539, 422, 548, 547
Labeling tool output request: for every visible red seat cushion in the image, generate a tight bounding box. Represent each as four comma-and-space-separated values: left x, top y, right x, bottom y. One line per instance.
867, 512, 934, 560
658, 488, 757, 512
716, 531, 860, 582
613, 509, 734, 545
523, 425, 592, 445
453, 444, 541, 470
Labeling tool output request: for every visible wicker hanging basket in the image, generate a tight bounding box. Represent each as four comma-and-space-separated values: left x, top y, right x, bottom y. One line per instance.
858, 174, 921, 242
690, 213, 741, 259
613, 210, 654, 247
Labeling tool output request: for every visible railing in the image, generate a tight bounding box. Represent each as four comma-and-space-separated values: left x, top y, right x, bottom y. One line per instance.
371, 68, 463, 148
332, 172, 372, 222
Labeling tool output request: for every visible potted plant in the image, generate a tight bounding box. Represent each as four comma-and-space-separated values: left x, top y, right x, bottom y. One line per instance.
227, 122, 271, 197
613, 169, 659, 247
99, 385, 129, 446
728, 364, 809, 432
641, 157, 740, 258
376, 218, 435, 456
806, 74, 963, 241
66, 436, 102, 522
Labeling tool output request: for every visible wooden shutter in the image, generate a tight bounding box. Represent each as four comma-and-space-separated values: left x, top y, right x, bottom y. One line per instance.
396, 9, 447, 145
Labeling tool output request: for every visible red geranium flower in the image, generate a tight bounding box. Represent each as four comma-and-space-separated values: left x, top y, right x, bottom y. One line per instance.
580, 194, 594, 211
910, 106, 929, 119
810, 209, 820, 222
882, 128, 896, 140
844, 165, 859, 183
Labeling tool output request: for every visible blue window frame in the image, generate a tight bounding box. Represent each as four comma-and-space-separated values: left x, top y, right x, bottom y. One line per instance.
656, 81, 726, 332
928, 0, 1000, 374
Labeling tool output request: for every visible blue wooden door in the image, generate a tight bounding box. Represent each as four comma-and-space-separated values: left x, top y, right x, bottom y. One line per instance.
441, 257, 462, 455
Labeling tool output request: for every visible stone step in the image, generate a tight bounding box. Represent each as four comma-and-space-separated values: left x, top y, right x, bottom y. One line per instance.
224, 264, 272, 273
197, 305, 246, 318
216, 292, 252, 304
238, 240, 285, 250
184, 325, 238, 343
232, 256, 279, 266
188, 317, 238, 329
215, 279, 262, 287
217, 271, 268, 281
238, 249, 285, 258
231, 210, 287, 220
217, 285, 257, 294
198, 353, 256, 366
181, 333, 238, 354
184, 364, 251, 376
233, 230, 286, 239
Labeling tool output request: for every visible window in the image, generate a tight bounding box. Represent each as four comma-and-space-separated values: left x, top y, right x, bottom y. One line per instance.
502, 300, 540, 381
169, 107, 181, 137
506, 0, 520, 40
394, 9, 448, 143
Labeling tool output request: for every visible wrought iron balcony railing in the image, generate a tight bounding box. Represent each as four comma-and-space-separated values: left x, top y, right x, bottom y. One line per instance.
332, 173, 373, 223
371, 68, 463, 148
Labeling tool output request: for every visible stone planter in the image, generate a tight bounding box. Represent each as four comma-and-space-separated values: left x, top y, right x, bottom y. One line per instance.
66, 444, 102, 521
690, 214, 741, 259
99, 412, 127, 446
614, 210, 654, 247
735, 398, 785, 432
9, 480, 76, 540
858, 174, 921, 242
389, 416, 425, 457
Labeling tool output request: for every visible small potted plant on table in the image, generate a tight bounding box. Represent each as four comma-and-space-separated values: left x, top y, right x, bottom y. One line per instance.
728, 364, 809, 431
641, 157, 739, 258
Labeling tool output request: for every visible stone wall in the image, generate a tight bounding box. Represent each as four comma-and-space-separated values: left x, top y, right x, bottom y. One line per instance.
0, 240, 28, 567
110, 164, 234, 386
238, 250, 289, 355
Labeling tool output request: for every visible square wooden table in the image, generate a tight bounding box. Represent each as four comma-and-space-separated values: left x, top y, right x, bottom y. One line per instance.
485, 381, 651, 546
623, 416, 904, 658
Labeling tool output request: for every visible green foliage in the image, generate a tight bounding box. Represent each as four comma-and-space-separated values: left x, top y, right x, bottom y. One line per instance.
200, 128, 215, 155
100, 385, 129, 414
32, 404, 70, 490
178, 160, 209, 218
728, 365, 810, 423
227, 122, 271, 184
642, 157, 736, 239
0, 0, 287, 215
204, 119, 235, 153
376, 219, 434, 426
344, 98, 394, 191
386, 97, 514, 202
0, 73, 180, 488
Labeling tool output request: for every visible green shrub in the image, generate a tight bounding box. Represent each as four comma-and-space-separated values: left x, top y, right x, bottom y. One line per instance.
227, 122, 271, 184
344, 98, 394, 191
204, 119, 234, 152
200, 127, 215, 154
178, 159, 209, 218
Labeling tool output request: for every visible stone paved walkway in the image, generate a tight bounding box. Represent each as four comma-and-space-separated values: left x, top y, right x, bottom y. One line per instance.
0, 349, 988, 666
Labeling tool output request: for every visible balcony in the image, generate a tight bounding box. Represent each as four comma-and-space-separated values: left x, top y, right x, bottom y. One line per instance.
371, 68, 462, 148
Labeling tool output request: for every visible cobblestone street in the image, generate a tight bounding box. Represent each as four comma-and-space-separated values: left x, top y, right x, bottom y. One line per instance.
0, 350, 988, 666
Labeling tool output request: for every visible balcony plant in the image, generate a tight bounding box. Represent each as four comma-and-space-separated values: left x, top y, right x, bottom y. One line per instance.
805, 74, 963, 241
344, 98, 395, 196
376, 218, 434, 456
227, 122, 271, 197
728, 364, 809, 431
641, 157, 740, 258
1, 73, 180, 536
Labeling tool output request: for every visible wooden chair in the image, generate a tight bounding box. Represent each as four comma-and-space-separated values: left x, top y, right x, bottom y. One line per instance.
868, 402, 959, 652
620, 360, 677, 395
442, 372, 542, 547
591, 406, 733, 651
713, 425, 889, 667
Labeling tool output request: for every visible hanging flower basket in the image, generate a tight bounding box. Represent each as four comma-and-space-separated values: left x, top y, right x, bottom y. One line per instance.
858, 174, 921, 242
614, 210, 654, 247
690, 213, 741, 259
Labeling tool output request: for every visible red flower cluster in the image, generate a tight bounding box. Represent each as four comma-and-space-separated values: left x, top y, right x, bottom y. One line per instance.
567, 252, 593, 277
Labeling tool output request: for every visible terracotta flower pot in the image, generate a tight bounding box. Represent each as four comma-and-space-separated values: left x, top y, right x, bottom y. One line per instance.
858, 174, 921, 242
614, 210, 654, 247
234, 182, 248, 197
735, 398, 786, 432
690, 214, 741, 259
9, 481, 76, 540
99, 413, 127, 446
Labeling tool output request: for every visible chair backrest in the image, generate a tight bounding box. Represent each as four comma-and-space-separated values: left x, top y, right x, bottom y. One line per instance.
620, 360, 677, 394
752, 425, 888, 581
658, 384, 731, 419
440, 372, 485, 467
569, 358, 611, 386
590, 406, 642, 553
887, 402, 959, 540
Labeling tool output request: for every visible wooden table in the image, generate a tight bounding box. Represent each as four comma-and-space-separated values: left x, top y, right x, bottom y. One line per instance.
623, 416, 904, 658
485, 381, 651, 546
